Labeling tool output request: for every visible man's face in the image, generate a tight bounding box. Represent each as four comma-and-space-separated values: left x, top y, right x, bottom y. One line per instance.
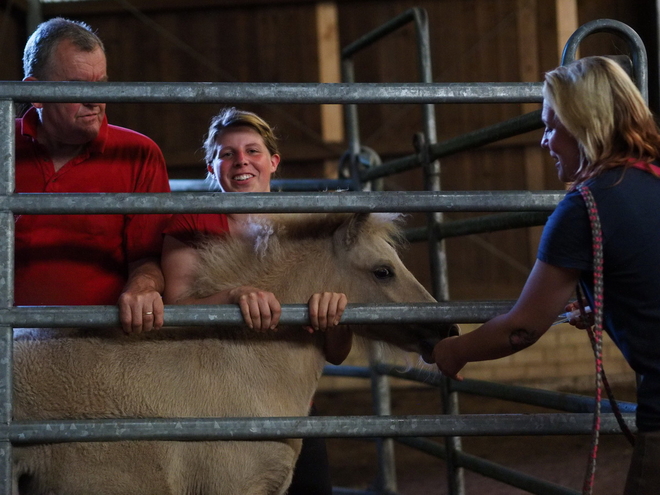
28, 39, 108, 146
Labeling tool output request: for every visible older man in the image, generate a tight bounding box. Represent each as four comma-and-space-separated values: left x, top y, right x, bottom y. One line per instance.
15, 17, 171, 333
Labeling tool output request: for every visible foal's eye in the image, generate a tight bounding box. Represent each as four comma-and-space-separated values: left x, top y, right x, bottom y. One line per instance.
373, 266, 394, 280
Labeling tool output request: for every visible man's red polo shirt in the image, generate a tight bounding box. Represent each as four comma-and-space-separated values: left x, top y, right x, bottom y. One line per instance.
14, 108, 171, 306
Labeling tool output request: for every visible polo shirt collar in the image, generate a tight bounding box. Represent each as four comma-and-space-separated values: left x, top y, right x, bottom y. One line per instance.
20, 106, 109, 154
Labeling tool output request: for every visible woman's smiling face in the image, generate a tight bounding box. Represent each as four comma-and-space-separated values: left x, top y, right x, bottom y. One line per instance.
208, 126, 280, 193
541, 102, 581, 183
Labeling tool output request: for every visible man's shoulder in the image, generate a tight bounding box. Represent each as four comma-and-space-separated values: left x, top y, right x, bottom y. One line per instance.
102, 123, 167, 175
106, 123, 160, 148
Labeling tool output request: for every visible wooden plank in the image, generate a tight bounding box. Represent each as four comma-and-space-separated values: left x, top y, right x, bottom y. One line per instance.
39, 0, 364, 16
0, 0, 28, 11
316, 2, 343, 181
517, 0, 540, 109
555, 0, 579, 62
315, 2, 343, 144
0, 1, 25, 82
517, 0, 544, 264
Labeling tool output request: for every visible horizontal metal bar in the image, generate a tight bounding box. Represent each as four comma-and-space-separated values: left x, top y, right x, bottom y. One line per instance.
8, 301, 515, 327
397, 437, 578, 495
170, 178, 355, 192
0, 81, 544, 104
449, 378, 637, 414
360, 110, 544, 182
341, 8, 418, 59
324, 365, 373, 379
428, 109, 543, 159
326, 364, 638, 415
405, 212, 551, 243
396, 436, 447, 459
0, 191, 565, 214
359, 155, 421, 182
333, 489, 381, 495
4, 413, 637, 443
456, 449, 578, 495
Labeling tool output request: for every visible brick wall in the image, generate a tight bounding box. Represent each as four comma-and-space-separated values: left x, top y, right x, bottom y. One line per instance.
459, 323, 636, 390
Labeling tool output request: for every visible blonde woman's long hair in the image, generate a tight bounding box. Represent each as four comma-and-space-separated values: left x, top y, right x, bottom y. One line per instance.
543, 56, 660, 184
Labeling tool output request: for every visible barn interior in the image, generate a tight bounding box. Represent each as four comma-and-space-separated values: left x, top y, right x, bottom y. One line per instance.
0, 1, 655, 493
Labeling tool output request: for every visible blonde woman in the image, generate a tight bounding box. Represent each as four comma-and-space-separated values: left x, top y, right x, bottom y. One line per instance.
433, 56, 660, 493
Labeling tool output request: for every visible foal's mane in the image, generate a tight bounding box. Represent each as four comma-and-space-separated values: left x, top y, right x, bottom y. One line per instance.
265, 212, 403, 244
188, 213, 405, 298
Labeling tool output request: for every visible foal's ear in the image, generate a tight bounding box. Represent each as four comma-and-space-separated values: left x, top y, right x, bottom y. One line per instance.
334, 213, 370, 250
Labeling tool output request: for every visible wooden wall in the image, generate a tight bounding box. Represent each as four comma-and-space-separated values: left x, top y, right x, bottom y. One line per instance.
0, 1, 655, 374
0, 2, 26, 86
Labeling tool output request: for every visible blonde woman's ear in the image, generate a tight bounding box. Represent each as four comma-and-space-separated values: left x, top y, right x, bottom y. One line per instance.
207, 164, 215, 175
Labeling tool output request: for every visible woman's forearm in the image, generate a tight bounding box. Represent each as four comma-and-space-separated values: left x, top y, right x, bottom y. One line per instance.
455, 313, 542, 364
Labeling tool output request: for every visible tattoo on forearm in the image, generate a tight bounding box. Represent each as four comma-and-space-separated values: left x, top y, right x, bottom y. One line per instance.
509, 328, 536, 352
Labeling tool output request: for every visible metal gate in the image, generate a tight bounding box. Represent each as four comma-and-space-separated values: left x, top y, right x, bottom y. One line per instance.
0, 12, 642, 495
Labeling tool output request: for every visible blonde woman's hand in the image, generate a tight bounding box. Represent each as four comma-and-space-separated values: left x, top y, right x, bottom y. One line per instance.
432, 336, 465, 381
564, 302, 594, 329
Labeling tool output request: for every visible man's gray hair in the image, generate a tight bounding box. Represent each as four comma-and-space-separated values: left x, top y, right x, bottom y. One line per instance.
23, 17, 105, 79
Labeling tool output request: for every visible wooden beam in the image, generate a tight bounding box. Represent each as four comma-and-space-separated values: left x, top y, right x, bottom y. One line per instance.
42, 0, 225, 16
315, 2, 343, 144
517, 0, 545, 265
315, 2, 343, 181
517, 0, 540, 109
555, 0, 579, 63
1, 0, 28, 12
39, 0, 359, 17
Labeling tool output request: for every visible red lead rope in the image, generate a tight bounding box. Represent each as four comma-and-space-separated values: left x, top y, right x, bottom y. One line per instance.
577, 184, 605, 495
577, 184, 636, 495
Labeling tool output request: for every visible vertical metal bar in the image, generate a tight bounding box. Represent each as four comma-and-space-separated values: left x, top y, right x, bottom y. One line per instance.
0, 99, 15, 495
369, 343, 397, 494
26, 0, 43, 35
412, 8, 464, 495
0, 322, 11, 495
368, 176, 397, 494
341, 59, 363, 191
0, 101, 15, 197
412, 8, 447, 299
560, 19, 649, 103
343, 29, 394, 495
341, 60, 360, 156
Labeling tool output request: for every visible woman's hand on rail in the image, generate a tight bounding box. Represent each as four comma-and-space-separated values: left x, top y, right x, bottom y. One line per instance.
228, 286, 282, 332
305, 292, 347, 333
305, 292, 351, 365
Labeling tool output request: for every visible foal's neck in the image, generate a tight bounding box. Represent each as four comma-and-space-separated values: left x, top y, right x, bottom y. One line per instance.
227, 213, 270, 236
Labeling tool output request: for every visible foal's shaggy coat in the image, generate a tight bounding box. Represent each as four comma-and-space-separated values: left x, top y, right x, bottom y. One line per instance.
13, 213, 444, 495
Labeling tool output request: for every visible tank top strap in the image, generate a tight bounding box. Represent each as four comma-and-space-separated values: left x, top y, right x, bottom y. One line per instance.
629, 160, 660, 175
